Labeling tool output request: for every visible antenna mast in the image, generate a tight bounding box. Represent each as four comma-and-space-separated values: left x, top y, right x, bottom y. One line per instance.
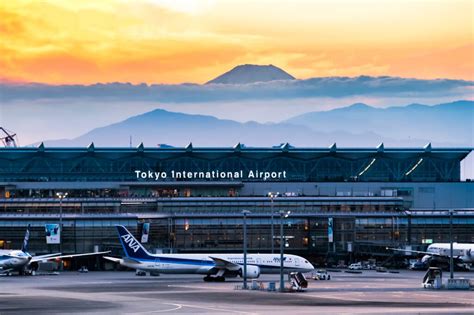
0, 127, 17, 147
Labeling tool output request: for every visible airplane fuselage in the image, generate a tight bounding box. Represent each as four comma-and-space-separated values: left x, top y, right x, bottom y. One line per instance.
116, 253, 314, 275
0, 250, 31, 271
422, 243, 474, 264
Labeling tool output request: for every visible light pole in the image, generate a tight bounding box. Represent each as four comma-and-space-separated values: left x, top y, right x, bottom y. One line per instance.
268, 192, 278, 254
242, 209, 251, 289
279, 210, 290, 292
56, 192, 68, 252
56, 192, 67, 270
449, 209, 454, 280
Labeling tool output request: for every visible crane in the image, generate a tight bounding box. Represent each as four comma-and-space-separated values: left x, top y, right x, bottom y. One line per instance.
0, 127, 17, 147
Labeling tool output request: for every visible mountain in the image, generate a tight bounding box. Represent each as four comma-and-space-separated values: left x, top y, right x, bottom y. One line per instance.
286, 101, 474, 146
206, 64, 295, 84
40, 108, 436, 148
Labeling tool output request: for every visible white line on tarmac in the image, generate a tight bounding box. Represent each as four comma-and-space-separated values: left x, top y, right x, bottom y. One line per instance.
135, 303, 183, 313
304, 293, 365, 302
167, 284, 223, 291
176, 303, 257, 314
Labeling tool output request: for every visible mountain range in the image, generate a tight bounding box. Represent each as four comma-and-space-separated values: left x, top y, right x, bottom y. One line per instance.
286, 100, 473, 146
40, 101, 473, 148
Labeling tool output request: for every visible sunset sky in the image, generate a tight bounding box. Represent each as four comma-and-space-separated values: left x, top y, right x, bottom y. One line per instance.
1, 0, 473, 84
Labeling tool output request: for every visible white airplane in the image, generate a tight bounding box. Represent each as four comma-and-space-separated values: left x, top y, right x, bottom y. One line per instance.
0, 226, 109, 275
390, 243, 474, 267
104, 225, 315, 281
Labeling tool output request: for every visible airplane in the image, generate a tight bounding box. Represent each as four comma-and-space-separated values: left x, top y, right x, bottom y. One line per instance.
389, 243, 474, 269
0, 226, 109, 275
104, 225, 315, 281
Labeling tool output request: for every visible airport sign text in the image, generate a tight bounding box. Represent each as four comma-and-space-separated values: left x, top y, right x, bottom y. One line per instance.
134, 169, 287, 181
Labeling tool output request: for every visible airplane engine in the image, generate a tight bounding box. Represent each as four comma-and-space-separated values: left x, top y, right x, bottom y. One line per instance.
421, 255, 432, 264
239, 265, 261, 279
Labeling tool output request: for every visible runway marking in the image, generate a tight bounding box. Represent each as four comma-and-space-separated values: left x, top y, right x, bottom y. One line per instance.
167, 284, 223, 291
135, 303, 183, 313
305, 293, 365, 302
176, 303, 256, 314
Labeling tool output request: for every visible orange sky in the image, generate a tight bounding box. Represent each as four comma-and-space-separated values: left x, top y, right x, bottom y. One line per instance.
1, 0, 473, 84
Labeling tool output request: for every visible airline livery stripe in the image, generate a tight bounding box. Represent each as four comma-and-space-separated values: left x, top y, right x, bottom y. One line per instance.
132, 257, 291, 269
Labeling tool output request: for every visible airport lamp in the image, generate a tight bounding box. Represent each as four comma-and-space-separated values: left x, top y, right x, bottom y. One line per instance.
268, 192, 278, 254
56, 192, 68, 271
279, 210, 291, 292
242, 209, 251, 289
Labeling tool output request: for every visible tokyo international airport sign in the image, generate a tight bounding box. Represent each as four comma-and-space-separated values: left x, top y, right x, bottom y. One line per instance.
134, 169, 288, 181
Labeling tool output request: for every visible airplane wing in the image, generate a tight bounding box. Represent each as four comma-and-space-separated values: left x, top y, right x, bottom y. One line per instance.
387, 247, 461, 259
31, 251, 110, 263
52, 251, 111, 259
103, 256, 142, 264
103, 256, 121, 263
123, 257, 141, 264
209, 256, 241, 271
30, 253, 63, 263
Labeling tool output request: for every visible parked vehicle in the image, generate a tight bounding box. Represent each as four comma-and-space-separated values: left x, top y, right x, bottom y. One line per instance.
349, 262, 362, 270
312, 269, 331, 280
78, 266, 89, 273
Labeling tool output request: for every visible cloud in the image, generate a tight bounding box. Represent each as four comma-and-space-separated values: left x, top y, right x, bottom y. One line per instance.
1, 76, 472, 103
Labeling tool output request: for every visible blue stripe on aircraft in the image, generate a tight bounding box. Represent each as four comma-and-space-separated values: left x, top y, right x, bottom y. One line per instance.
131, 256, 292, 269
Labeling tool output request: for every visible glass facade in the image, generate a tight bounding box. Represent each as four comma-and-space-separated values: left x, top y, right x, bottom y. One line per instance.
0, 146, 469, 183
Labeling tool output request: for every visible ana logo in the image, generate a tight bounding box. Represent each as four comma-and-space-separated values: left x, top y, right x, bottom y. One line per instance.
121, 234, 140, 253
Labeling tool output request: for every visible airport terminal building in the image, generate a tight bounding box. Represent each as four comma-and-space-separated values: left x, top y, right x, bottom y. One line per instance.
0, 144, 473, 268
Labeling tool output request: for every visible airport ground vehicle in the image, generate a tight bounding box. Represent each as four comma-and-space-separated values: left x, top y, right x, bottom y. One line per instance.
312, 269, 331, 280
78, 266, 89, 273
348, 262, 362, 270
288, 272, 308, 290
422, 267, 442, 289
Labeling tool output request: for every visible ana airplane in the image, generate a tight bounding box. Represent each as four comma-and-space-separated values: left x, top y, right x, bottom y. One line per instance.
104, 225, 315, 281
390, 243, 474, 268
0, 226, 109, 275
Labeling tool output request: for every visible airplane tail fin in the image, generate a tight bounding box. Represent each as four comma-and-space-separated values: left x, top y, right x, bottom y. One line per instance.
115, 225, 154, 260
21, 224, 30, 253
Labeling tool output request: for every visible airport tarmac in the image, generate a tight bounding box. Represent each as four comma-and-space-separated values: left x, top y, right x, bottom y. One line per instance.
0, 270, 473, 314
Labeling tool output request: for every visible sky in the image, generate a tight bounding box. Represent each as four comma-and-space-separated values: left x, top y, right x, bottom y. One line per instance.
1, 0, 473, 84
